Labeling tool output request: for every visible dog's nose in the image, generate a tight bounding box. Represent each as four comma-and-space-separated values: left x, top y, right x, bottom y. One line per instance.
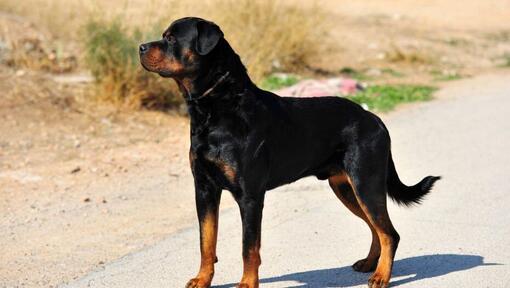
139, 44, 149, 54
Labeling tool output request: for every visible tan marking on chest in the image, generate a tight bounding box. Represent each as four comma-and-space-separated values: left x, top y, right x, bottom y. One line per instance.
205, 156, 237, 184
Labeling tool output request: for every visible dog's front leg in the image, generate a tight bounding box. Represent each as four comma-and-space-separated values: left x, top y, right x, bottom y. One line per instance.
186, 178, 222, 288
236, 195, 265, 288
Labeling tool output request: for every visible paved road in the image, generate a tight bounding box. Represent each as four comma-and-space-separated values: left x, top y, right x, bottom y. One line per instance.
65, 73, 510, 288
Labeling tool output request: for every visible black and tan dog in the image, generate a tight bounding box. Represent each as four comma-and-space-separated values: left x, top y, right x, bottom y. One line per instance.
140, 17, 440, 288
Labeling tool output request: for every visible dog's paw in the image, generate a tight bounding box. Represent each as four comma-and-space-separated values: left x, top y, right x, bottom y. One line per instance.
368, 272, 389, 288
185, 277, 211, 288
236, 279, 259, 288
352, 258, 377, 273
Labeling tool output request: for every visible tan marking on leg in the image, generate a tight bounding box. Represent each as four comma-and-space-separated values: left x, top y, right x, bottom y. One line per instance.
239, 242, 261, 288
187, 211, 219, 287
369, 223, 398, 285
340, 172, 397, 286
328, 172, 381, 272
200, 211, 219, 271
328, 172, 350, 187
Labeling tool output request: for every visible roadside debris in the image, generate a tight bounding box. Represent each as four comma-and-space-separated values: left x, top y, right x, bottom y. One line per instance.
273, 77, 363, 97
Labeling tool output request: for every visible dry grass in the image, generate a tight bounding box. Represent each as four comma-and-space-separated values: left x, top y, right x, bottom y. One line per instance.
84, 19, 181, 110
199, 0, 326, 80
0, 0, 327, 108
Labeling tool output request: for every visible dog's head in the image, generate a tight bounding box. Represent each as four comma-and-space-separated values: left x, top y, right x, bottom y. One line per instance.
139, 17, 223, 78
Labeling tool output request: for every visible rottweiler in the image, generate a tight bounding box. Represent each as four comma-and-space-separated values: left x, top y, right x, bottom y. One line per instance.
139, 17, 440, 288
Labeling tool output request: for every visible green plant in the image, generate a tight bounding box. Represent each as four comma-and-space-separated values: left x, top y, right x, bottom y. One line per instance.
347, 85, 436, 112
260, 74, 299, 90
84, 19, 181, 109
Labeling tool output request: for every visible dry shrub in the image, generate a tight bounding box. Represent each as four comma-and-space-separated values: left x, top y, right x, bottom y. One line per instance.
122, 0, 327, 81
1, 0, 328, 108
84, 19, 180, 109
197, 0, 326, 81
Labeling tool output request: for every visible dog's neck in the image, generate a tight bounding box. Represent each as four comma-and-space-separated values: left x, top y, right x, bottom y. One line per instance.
177, 39, 255, 105
178, 71, 232, 103
175, 40, 259, 136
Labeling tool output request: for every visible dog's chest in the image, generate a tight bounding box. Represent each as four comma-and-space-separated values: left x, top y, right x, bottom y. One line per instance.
192, 127, 240, 186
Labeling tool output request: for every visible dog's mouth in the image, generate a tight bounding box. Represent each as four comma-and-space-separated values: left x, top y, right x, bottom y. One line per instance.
140, 60, 152, 72
157, 71, 174, 78
140, 59, 172, 78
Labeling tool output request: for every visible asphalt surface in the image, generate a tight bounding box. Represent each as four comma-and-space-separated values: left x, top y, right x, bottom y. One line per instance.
64, 73, 510, 288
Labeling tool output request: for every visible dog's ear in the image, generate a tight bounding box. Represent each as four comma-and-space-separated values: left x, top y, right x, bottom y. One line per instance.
195, 20, 223, 56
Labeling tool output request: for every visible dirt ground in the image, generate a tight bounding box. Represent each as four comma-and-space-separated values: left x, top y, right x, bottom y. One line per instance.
312, 0, 510, 82
0, 66, 201, 286
0, 1, 509, 287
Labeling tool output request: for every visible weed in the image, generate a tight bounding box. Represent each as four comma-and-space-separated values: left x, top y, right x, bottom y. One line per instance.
347, 85, 436, 112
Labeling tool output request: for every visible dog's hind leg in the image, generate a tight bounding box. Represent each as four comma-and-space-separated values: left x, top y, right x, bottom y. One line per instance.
328, 173, 380, 272
345, 150, 400, 288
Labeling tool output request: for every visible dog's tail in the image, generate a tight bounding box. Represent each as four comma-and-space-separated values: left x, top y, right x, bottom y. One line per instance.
386, 151, 440, 206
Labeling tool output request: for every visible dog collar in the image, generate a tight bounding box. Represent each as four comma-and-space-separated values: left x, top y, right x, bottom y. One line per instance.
187, 71, 230, 102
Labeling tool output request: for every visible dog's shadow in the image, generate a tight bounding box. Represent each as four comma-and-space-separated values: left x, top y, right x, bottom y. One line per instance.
214, 254, 499, 287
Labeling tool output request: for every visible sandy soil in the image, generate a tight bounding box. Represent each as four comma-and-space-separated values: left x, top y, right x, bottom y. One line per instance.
0, 66, 202, 287
0, 1, 509, 287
